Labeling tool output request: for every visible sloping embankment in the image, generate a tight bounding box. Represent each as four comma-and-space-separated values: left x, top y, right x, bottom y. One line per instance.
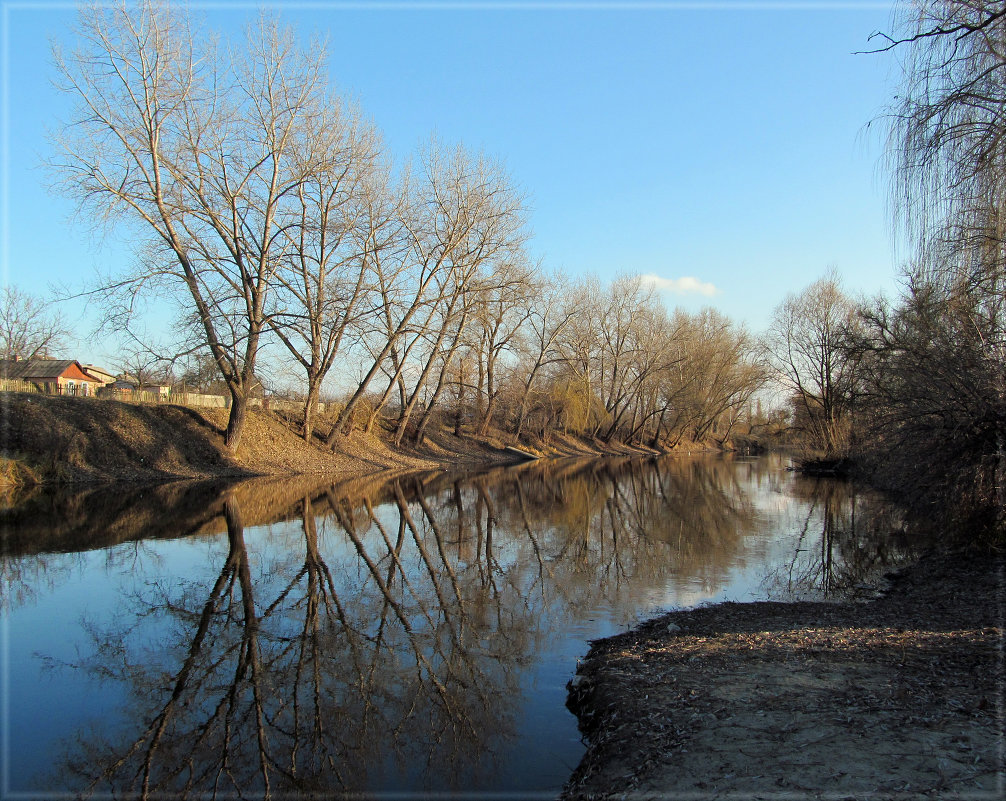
0, 392, 677, 488
0, 393, 447, 485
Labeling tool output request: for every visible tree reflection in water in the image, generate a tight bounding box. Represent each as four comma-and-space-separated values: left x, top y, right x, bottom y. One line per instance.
763, 474, 916, 600
16, 455, 911, 798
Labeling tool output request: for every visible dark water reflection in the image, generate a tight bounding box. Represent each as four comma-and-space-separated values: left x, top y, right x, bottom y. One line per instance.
2, 455, 916, 798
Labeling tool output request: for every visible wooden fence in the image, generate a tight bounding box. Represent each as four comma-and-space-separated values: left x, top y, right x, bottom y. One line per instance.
0, 379, 321, 413
1, 379, 229, 409
0, 379, 39, 394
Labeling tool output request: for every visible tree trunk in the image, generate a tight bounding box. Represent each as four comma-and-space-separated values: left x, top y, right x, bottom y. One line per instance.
224, 387, 248, 452
513, 368, 542, 439
302, 377, 321, 443
479, 393, 499, 435
454, 379, 465, 436
328, 343, 397, 444
997, 426, 1005, 533
649, 407, 667, 449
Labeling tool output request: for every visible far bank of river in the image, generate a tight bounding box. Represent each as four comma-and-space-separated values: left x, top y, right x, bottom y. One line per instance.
0, 391, 681, 488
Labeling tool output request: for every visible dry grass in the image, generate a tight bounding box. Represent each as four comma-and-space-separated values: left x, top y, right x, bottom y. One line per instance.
0, 391, 715, 491
0, 393, 588, 486
0, 455, 38, 489
0, 394, 447, 484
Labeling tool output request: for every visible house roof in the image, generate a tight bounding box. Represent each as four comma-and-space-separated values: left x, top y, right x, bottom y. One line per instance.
81, 364, 116, 383
0, 359, 103, 382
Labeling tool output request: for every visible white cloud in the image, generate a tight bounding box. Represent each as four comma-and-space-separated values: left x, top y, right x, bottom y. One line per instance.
639, 273, 719, 297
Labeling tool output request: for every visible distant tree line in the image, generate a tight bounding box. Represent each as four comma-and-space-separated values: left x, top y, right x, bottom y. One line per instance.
50, 0, 768, 453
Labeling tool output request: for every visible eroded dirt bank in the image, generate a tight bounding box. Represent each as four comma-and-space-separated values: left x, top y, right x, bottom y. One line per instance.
564, 550, 1004, 800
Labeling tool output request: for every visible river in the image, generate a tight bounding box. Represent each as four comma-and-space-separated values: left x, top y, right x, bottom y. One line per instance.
1, 454, 915, 798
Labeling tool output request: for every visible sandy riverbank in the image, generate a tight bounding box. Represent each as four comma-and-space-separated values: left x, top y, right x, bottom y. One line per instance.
563, 548, 1004, 799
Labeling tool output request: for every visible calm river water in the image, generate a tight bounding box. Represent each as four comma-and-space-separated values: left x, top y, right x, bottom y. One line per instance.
2, 454, 914, 798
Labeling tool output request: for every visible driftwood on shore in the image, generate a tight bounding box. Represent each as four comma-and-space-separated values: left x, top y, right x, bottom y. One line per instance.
503, 445, 539, 461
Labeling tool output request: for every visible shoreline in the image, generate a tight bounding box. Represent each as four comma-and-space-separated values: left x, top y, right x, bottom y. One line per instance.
562, 547, 1005, 799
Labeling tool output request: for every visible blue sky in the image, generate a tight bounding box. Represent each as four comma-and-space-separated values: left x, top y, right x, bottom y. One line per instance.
2, 1, 902, 368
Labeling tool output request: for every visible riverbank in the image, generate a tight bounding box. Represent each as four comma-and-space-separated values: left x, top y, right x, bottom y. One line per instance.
563, 548, 1004, 799
0, 392, 675, 487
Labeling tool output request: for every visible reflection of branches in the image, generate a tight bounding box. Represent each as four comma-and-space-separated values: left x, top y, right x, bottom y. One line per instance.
331, 481, 517, 772
514, 479, 554, 598
473, 478, 501, 593
45, 455, 913, 797
66, 495, 270, 798
57, 483, 534, 797
766, 480, 917, 600
284, 494, 366, 783
784, 492, 821, 595
0, 550, 79, 611
360, 493, 408, 695
409, 480, 467, 620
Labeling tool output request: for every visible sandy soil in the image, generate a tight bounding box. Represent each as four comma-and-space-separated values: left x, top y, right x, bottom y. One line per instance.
564, 550, 1004, 800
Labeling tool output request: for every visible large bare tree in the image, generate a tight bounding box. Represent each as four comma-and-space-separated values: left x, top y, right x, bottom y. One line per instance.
325, 140, 528, 446
392, 142, 528, 445
667, 308, 764, 445
509, 272, 579, 438
52, 1, 342, 451
267, 103, 387, 441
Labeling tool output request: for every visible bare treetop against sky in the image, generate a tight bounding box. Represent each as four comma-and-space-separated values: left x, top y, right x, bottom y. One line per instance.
3, 0, 898, 365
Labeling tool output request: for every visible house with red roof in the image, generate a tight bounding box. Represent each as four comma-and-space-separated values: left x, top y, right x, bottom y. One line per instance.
0, 358, 105, 396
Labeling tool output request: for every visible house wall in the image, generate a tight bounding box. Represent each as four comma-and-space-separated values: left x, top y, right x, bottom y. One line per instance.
57, 376, 101, 397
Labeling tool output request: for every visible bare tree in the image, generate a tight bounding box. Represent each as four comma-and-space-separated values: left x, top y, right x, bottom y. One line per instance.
267, 103, 387, 441
394, 142, 528, 446
324, 168, 436, 440
866, 2, 1006, 53
854, 269, 1004, 537
408, 291, 474, 446
593, 275, 681, 442
0, 286, 70, 361
670, 309, 765, 445
326, 140, 528, 447
510, 272, 579, 438
551, 276, 605, 434
52, 2, 344, 451
114, 347, 173, 388
450, 257, 537, 435
765, 270, 860, 456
